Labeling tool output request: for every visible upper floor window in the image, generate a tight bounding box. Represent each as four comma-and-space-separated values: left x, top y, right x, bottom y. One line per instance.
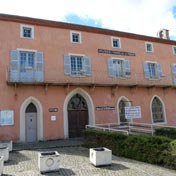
64, 54, 91, 76
145, 42, 153, 52
10, 49, 43, 82
108, 58, 131, 78
20, 24, 34, 39
71, 31, 81, 43
143, 61, 163, 79
151, 97, 165, 123
112, 37, 121, 48
171, 64, 176, 85
172, 46, 176, 55
20, 52, 34, 72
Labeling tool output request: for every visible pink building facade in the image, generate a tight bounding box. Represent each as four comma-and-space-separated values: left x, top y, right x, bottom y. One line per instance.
0, 14, 176, 143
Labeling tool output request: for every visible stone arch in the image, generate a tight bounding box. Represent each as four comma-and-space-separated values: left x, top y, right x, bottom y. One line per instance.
117, 96, 132, 124
20, 96, 43, 142
63, 88, 95, 138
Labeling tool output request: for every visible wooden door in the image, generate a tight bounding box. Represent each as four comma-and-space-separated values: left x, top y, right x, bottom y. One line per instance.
68, 110, 88, 138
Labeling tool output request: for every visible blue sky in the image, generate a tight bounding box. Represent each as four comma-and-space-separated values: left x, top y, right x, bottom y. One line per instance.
0, 0, 176, 40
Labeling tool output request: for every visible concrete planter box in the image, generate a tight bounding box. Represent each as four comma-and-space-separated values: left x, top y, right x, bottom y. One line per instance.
38, 151, 60, 173
0, 141, 13, 152
0, 156, 4, 176
89, 147, 112, 166
0, 147, 9, 162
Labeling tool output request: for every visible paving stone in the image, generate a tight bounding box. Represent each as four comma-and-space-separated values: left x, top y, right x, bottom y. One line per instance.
2, 139, 176, 176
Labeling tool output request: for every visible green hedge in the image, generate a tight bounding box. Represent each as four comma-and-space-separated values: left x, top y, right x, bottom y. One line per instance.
83, 129, 176, 169
155, 127, 176, 139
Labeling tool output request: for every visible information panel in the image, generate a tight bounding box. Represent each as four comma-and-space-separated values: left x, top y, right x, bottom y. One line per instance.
125, 106, 141, 119
0, 110, 14, 126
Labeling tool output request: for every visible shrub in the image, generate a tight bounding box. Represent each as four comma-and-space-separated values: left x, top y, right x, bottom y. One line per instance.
155, 127, 176, 139
83, 129, 176, 169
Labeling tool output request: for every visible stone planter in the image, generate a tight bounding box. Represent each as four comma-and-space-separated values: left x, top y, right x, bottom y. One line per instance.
38, 151, 60, 173
89, 147, 112, 166
0, 147, 9, 162
0, 156, 4, 176
0, 140, 13, 152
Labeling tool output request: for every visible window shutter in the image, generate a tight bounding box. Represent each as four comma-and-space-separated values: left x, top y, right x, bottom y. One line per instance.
171, 64, 176, 85
10, 50, 20, 82
157, 63, 163, 79
84, 56, 91, 76
107, 58, 115, 77
64, 54, 71, 75
124, 60, 131, 78
35, 51, 44, 82
143, 62, 150, 79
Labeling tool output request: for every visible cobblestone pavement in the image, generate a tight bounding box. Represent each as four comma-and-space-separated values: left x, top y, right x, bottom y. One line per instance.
2, 139, 176, 176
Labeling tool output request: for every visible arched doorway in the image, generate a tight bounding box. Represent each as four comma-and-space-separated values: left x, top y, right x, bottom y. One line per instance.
20, 96, 43, 143
118, 97, 131, 125
67, 93, 88, 138
25, 103, 37, 143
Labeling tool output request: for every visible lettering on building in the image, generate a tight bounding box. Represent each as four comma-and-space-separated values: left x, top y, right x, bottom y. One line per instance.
96, 106, 115, 111
98, 49, 136, 56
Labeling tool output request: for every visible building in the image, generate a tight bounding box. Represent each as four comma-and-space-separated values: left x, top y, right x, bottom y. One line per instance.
0, 14, 176, 143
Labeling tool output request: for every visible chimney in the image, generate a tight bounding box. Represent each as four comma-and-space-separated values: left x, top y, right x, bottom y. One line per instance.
157, 29, 170, 39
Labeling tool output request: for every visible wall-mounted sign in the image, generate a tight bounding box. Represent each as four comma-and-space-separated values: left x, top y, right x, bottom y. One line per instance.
49, 108, 58, 112
98, 48, 136, 56
51, 116, 56, 121
96, 106, 115, 111
0, 110, 14, 126
125, 106, 141, 119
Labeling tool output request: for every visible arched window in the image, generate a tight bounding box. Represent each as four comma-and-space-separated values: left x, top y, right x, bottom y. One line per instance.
25, 103, 37, 112
152, 97, 165, 123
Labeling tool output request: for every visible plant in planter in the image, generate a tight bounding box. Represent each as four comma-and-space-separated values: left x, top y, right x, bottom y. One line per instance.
0, 156, 4, 176
89, 147, 112, 166
0, 147, 9, 162
38, 151, 60, 173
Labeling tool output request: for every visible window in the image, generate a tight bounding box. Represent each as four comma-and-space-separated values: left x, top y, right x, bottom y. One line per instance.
108, 58, 131, 78
71, 56, 84, 75
112, 37, 121, 48
151, 97, 165, 123
143, 61, 163, 79
171, 64, 176, 85
20, 52, 34, 72
64, 54, 91, 76
71, 31, 81, 43
10, 49, 43, 82
145, 42, 153, 52
172, 46, 176, 55
20, 24, 34, 39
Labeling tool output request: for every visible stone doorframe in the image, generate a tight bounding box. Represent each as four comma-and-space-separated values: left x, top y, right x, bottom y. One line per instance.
117, 96, 132, 125
63, 88, 95, 139
20, 96, 43, 143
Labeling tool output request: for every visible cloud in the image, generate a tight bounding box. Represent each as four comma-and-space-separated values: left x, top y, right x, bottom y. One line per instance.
63, 14, 103, 28
0, 0, 176, 39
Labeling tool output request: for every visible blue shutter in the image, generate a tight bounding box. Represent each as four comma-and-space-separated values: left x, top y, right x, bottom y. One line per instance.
64, 54, 71, 75
35, 52, 44, 82
157, 63, 163, 79
124, 60, 131, 78
143, 62, 150, 79
108, 58, 115, 77
84, 56, 91, 76
10, 50, 20, 82
171, 64, 176, 85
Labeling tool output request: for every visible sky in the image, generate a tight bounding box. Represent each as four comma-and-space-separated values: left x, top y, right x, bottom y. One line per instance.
1, 0, 176, 40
